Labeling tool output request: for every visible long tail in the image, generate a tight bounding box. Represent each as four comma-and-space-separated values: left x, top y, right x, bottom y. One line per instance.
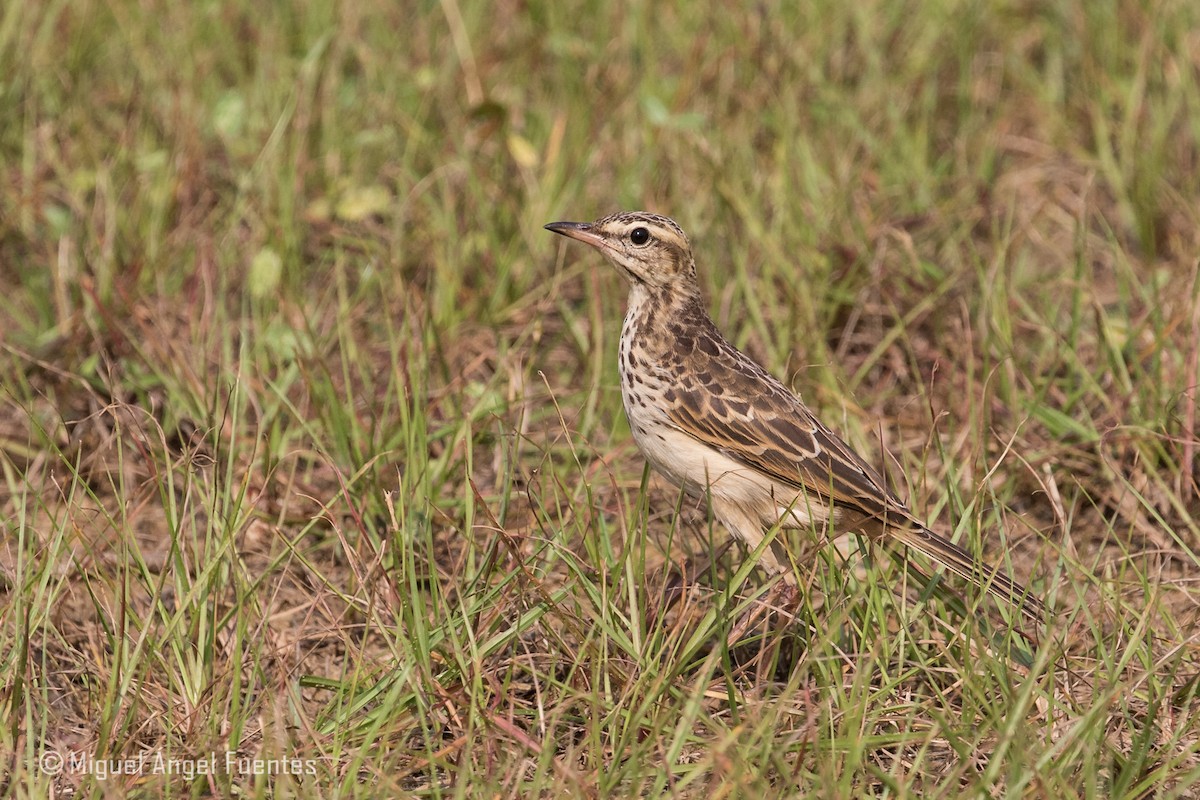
888, 524, 1047, 623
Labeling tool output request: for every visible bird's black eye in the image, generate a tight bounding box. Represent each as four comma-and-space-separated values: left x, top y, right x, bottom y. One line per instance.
629, 227, 650, 245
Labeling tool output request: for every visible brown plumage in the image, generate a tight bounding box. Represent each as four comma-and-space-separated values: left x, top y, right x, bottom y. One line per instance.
545, 211, 1045, 622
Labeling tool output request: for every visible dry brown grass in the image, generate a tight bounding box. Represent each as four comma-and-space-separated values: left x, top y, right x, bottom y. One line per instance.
3, 0, 1200, 796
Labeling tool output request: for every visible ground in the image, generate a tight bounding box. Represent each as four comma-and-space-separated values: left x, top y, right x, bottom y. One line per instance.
2, 0, 1200, 797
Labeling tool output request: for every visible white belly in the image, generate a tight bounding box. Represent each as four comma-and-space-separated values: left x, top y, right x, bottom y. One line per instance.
621, 381, 826, 531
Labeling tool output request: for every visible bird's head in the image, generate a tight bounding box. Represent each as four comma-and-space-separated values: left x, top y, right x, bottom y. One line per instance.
545, 211, 699, 293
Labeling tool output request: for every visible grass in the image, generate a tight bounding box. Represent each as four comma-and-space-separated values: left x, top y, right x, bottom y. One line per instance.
2, 0, 1200, 796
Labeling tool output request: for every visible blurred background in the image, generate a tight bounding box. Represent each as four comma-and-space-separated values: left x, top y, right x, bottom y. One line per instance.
3, 0, 1199, 795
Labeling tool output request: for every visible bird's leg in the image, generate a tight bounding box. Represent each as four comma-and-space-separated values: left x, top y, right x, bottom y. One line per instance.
662, 538, 737, 605
724, 590, 772, 649
652, 538, 739, 624
657, 565, 690, 611
724, 575, 796, 647
775, 580, 802, 622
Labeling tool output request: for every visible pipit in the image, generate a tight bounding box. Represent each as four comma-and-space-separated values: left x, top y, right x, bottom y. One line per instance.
546, 211, 1045, 623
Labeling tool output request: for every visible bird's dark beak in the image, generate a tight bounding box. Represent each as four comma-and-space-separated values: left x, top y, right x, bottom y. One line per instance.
544, 221, 607, 251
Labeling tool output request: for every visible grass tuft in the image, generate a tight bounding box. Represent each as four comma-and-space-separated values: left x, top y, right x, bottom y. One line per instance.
3, 0, 1200, 796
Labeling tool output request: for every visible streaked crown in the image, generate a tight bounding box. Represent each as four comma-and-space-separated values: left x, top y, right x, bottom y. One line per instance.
545, 211, 698, 290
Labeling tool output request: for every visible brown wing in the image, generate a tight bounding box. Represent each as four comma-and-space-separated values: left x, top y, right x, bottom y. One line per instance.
665, 376, 1047, 621
658, 331, 1045, 622
662, 348, 911, 524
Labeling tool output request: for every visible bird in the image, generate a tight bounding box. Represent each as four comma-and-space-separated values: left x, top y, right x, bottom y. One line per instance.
545, 211, 1046, 623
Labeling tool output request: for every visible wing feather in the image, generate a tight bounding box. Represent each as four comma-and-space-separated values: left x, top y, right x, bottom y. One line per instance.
666, 373, 905, 522
649, 315, 1045, 622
